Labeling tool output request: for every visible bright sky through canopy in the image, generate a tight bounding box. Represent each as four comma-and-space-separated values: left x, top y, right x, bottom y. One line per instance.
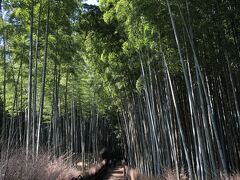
86, 0, 99, 5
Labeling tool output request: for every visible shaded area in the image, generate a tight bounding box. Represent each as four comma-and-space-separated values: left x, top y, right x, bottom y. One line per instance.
102, 162, 124, 180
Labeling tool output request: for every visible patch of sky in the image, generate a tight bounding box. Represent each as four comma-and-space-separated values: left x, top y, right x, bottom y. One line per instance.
85, 0, 99, 5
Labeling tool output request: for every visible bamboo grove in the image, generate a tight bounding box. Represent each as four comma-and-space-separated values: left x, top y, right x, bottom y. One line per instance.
0, 0, 120, 169
0, 0, 240, 179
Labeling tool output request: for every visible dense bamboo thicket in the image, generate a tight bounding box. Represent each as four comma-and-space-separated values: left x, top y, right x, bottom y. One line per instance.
115, 0, 240, 178
0, 0, 120, 170
0, 0, 239, 179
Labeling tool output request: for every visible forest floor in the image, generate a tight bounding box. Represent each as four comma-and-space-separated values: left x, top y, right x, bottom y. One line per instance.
1, 150, 240, 180
0, 150, 80, 180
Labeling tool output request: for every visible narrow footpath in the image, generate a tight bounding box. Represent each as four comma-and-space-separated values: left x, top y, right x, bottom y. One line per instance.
102, 163, 125, 180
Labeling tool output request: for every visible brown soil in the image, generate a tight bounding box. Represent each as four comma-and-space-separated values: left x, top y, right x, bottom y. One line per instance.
103, 165, 124, 180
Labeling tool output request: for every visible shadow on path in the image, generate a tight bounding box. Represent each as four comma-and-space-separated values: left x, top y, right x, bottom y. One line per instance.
102, 162, 124, 180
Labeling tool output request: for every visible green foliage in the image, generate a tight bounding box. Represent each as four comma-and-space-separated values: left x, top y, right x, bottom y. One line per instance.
1, 0, 240, 120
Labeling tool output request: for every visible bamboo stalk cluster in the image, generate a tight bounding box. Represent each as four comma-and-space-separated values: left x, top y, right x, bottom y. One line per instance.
0, 0, 239, 179
119, 1, 240, 178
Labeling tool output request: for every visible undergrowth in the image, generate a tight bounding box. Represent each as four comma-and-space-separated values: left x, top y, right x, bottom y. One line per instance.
0, 150, 80, 180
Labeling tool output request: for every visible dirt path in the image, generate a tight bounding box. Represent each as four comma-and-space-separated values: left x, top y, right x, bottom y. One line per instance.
102, 164, 125, 180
